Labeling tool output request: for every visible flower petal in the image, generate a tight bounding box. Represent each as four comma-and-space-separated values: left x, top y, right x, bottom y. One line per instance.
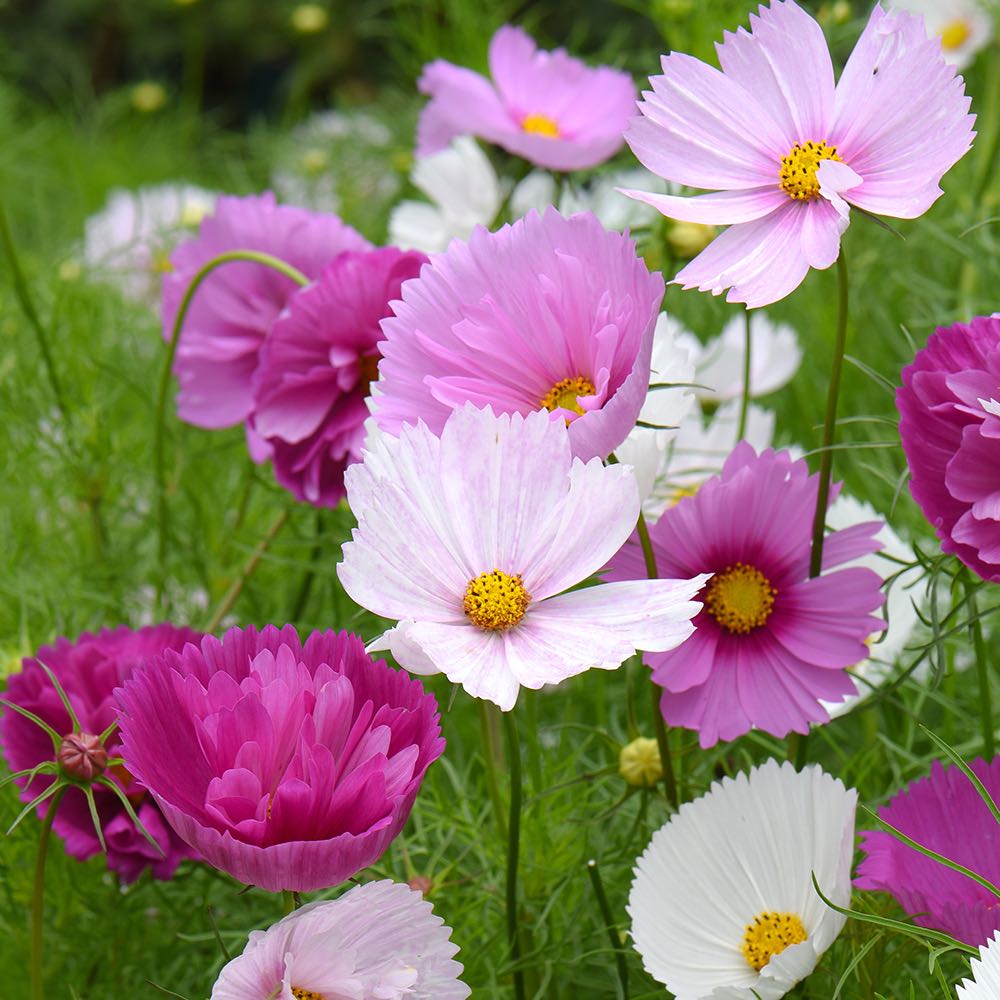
618, 186, 788, 225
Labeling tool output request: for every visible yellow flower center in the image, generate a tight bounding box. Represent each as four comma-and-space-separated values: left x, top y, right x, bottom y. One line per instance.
522, 113, 560, 138
779, 140, 842, 201
292, 990, 325, 1000
463, 569, 531, 631
940, 18, 971, 50
618, 737, 663, 788
151, 249, 174, 275
741, 911, 807, 972
540, 376, 596, 418
704, 563, 777, 635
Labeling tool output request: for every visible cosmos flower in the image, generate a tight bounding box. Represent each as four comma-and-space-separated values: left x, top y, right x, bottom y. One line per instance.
958, 931, 1000, 1000
630, 759, 857, 1000
373, 208, 665, 462
338, 404, 707, 711
116, 626, 443, 892
416, 25, 636, 171
889, 0, 994, 69
0, 625, 201, 883
622, 0, 975, 306
605, 443, 885, 747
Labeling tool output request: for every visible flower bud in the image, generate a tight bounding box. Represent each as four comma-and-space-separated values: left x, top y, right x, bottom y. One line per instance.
667, 221, 717, 259
619, 737, 663, 788
407, 875, 433, 896
57, 732, 109, 782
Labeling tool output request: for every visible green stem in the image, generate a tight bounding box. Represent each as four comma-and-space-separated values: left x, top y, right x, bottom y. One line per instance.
31, 786, 67, 1000
478, 700, 507, 839
502, 711, 526, 1000
290, 509, 326, 622
281, 890, 301, 915
737, 310, 752, 441
809, 251, 850, 579
964, 574, 994, 758
586, 859, 629, 1000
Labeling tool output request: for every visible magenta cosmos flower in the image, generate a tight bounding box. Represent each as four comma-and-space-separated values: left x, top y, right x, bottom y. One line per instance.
897, 315, 1000, 581
373, 208, 664, 462
416, 25, 636, 171
856, 758, 1000, 947
605, 444, 885, 747
115, 625, 443, 892
0, 625, 201, 882
621, 0, 975, 307
339, 404, 707, 711
212, 880, 470, 1000
248, 247, 427, 507
162, 192, 371, 430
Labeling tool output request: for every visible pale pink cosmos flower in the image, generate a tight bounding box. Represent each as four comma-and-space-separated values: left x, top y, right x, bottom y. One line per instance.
417, 25, 636, 171
622, 0, 975, 307
338, 404, 707, 711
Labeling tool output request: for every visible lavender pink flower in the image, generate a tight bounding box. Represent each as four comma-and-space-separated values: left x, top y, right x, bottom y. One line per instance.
417, 25, 636, 171
115, 625, 444, 892
0, 625, 202, 883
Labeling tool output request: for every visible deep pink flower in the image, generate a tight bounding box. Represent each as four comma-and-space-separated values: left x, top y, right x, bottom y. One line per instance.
248, 247, 427, 507
897, 315, 1000, 581
0, 625, 202, 883
622, 0, 975, 306
605, 444, 886, 747
417, 25, 636, 171
856, 758, 1000, 947
373, 208, 664, 462
162, 192, 371, 430
115, 625, 444, 892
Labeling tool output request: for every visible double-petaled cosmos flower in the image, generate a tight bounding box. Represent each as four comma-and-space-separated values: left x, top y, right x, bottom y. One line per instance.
622, 0, 975, 306
338, 404, 707, 711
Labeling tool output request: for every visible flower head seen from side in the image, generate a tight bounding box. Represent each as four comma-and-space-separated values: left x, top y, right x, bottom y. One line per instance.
890, 0, 994, 69
212, 880, 470, 1000
374, 208, 665, 462
115, 626, 444, 892
416, 25, 636, 171
622, 0, 975, 307
248, 247, 427, 507
338, 404, 708, 711
0, 625, 202, 883
856, 758, 1000, 947
958, 930, 1000, 1000
630, 759, 857, 1000
605, 443, 886, 747
897, 315, 1000, 582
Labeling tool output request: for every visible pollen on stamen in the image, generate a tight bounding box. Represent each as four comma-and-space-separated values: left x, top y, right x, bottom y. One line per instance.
741, 911, 807, 972
522, 113, 560, 138
778, 140, 842, 201
540, 376, 596, 418
704, 562, 777, 635
463, 569, 531, 631
292, 989, 325, 1000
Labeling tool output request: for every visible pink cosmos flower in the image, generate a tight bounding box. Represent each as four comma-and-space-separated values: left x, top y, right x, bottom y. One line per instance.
248, 247, 427, 507
0, 625, 201, 883
416, 25, 636, 171
622, 0, 975, 307
212, 880, 470, 1000
373, 208, 664, 462
339, 404, 707, 711
856, 758, 1000, 947
605, 444, 886, 747
897, 315, 1000, 581
162, 192, 371, 430
115, 626, 444, 892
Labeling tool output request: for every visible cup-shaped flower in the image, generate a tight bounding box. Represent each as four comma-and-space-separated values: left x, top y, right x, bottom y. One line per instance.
622, 0, 975, 306
212, 880, 470, 1000
0, 625, 201, 882
630, 759, 857, 1000
958, 931, 1000, 1000
605, 444, 886, 747
897, 315, 1000, 582
115, 626, 444, 892
338, 403, 708, 711
416, 25, 636, 171
248, 247, 427, 507
373, 208, 665, 462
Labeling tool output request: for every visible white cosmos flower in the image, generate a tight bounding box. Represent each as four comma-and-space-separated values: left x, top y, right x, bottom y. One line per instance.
629, 759, 857, 1000
958, 930, 1000, 999
889, 0, 994, 69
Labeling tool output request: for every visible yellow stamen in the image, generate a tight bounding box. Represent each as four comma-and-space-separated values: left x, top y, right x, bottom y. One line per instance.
940, 18, 971, 50
741, 911, 807, 972
292, 990, 325, 1000
540, 376, 596, 418
522, 113, 560, 138
704, 563, 777, 635
778, 140, 842, 201
463, 569, 531, 631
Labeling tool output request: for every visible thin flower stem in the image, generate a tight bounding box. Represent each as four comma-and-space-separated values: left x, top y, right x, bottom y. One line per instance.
31, 786, 67, 1000
964, 573, 994, 758
737, 310, 752, 441
281, 890, 301, 915
502, 710, 526, 1000
478, 700, 507, 840
586, 859, 629, 1000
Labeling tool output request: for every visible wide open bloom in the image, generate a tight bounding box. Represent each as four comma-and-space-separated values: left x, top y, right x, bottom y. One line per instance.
416, 25, 636, 171
622, 0, 975, 307
0, 625, 201, 882
630, 759, 857, 999
856, 758, 1000, 946
373, 208, 664, 462
897, 315, 1000, 582
890, 0, 994, 69
958, 931, 1000, 1000
116, 625, 443, 892
339, 404, 707, 711
248, 247, 427, 507
212, 880, 470, 1000
162, 192, 370, 430
606, 443, 885, 747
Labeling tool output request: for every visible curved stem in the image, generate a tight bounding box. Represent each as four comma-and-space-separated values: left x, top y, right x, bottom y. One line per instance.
31, 786, 67, 1000
502, 710, 526, 1000
964, 573, 994, 758
737, 310, 752, 441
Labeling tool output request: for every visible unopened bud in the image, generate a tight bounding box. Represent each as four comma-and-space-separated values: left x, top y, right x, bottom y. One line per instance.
57, 733, 108, 782
667, 221, 717, 258
619, 737, 663, 788
407, 875, 433, 896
